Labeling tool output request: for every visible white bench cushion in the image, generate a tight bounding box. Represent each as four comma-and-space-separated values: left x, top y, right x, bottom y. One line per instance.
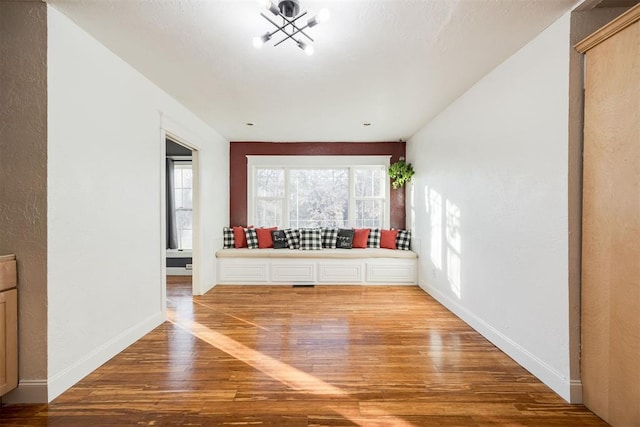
216, 248, 417, 259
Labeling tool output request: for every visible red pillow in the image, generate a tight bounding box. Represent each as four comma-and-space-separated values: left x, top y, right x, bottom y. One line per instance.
256, 227, 278, 249
352, 228, 370, 248
232, 225, 252, 248
380, 229, 399, 249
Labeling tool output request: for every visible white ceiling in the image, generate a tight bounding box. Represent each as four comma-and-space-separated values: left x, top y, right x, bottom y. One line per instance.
46, 0, 577, 142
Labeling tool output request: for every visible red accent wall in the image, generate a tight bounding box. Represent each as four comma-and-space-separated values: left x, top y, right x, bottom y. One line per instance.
230, 141, 406, 229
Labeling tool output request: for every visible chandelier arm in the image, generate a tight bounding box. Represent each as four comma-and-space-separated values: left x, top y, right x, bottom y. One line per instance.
273, 35, 304, 47
285, 22, 315, 43
278, 10, 308, 26
260, 11, 312, 43
272, 10, 315, 43
260, 12, 292, 39
273, 23, 313, 47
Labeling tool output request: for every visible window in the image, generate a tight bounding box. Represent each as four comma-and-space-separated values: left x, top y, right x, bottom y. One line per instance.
173, 162, 193, 249
248, 156, 390, 228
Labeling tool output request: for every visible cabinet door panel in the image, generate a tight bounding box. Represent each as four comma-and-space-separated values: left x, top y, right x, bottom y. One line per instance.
0, 288, 18, 396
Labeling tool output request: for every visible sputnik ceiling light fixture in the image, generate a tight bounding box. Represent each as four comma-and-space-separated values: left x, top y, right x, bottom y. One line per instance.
253, 0, 330, 56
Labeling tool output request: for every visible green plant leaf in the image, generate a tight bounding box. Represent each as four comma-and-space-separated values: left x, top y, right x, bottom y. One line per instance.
388, 159, 414, 189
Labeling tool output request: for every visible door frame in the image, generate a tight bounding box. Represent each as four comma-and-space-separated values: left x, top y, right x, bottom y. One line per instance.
160, 115, 203, 312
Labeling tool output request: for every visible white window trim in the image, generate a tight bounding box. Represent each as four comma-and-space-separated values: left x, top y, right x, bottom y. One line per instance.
247, 155, 391, 229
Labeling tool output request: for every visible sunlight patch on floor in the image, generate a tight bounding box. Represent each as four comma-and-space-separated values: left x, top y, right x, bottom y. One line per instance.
167, 308, 417, 427
192, 299, 271, 331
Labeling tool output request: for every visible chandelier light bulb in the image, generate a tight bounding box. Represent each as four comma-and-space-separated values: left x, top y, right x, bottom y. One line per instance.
300, 42, 314, 56
263, 0, 280, 16
317, 8, 330, 23
253, 33, 271, 49
308, 8, 330, 27
252, 36, 264, 49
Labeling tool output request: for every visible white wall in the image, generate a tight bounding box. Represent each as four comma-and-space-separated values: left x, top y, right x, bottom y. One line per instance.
46, 6, 228, 401
407, 12, 577, 402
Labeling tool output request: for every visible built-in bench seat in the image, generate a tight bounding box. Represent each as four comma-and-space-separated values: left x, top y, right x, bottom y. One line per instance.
216, 248, 418, 285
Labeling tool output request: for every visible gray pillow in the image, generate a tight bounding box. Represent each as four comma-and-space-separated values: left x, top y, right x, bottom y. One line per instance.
336, 228, 354, 249
271, 230, 289, 249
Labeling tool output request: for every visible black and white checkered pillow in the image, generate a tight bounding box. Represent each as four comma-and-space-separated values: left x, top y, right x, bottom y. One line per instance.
321, 227, 338, 249
223, 227, 235, 249
284, 229, 301, 249
244, 228, 259, 249
367, 228, 381, 248
396, 229, 411, 251
299, 228, 322, 250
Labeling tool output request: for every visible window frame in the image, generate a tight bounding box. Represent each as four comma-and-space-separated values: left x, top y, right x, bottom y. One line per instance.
247, 155, 391, 229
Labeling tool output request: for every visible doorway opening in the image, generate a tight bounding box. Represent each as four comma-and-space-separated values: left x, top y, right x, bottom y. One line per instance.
165, 137, 194, 296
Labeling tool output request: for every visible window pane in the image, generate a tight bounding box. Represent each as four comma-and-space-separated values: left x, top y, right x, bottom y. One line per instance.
176, 209, 192, 250
174, 191, 183, 209
176, 209, 192, 230
355, 200, 383, 228
174, 169, 182, 188
355, 168, 383, 197
179, 229, 192, 250
256, 199, 282, 227
289, 169, 348, 228
181, 167, 193, 188
256, 169, 284, 197
181, 189, 193, 209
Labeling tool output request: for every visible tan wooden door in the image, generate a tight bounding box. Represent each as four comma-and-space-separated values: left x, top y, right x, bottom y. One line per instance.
578, 6, 640, 426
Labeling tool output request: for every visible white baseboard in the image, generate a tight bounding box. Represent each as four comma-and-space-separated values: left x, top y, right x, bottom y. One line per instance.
46, 311, 164, 402
419, 282, 581, 403
1, 379, 48, 404
201, 281, 216, 294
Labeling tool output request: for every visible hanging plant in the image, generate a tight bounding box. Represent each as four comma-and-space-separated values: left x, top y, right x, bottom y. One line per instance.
388, 157, 415, 189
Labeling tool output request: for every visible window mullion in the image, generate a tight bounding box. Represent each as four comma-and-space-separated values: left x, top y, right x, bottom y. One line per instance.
283, 167, 290, 228
349, 167, 355, 228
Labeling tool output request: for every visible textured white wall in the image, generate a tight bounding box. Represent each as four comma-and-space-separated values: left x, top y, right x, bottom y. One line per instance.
407, 12, 575, 401
46, 6, 228, 400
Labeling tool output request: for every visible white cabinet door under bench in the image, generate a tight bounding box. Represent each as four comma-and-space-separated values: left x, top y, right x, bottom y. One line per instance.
216, 249, 417, 285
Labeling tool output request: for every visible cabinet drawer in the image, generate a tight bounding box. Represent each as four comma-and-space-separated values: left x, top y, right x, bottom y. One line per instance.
0, 257, 17, 292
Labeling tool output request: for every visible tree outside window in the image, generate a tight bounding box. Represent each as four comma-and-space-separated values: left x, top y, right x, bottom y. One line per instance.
250, 157, 388, 229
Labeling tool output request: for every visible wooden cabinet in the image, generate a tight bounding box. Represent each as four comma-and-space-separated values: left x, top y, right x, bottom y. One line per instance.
577, 5, 640, 426
0, 254, 18, 397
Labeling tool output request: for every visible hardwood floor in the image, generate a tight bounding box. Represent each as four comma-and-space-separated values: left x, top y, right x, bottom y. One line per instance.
0, 278, 606, 426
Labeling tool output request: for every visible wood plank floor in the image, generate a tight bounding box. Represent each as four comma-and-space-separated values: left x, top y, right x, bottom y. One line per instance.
0, 278, 606, 426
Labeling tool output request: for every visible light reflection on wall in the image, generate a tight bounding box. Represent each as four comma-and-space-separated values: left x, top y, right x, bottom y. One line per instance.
425, 184, 462, 299
446, 200, 461, 298
409, 181, 416, 232
427, 187, 443, 270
